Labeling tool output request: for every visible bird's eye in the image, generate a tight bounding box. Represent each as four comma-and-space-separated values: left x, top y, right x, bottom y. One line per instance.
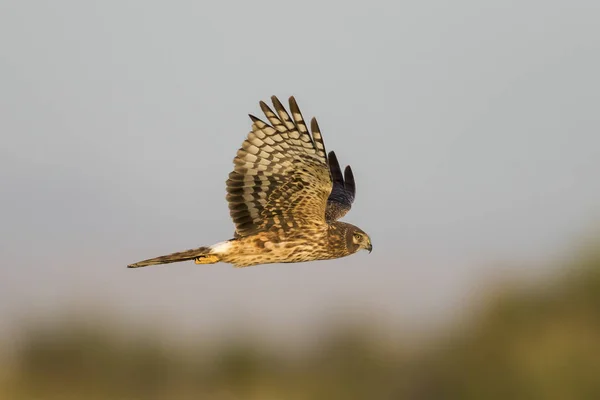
353, 233, 362, 241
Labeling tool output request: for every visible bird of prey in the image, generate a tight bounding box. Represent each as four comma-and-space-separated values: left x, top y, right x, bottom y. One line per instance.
128, 96, 372, 268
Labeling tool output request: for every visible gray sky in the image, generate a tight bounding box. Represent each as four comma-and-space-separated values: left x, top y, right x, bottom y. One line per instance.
1, 0, 599, 341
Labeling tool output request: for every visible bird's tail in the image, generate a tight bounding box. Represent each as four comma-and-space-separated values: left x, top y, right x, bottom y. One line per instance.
127, 246, 220, 268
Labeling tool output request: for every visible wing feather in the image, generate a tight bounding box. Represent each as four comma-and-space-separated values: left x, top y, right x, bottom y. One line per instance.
227, 96, 331, 237
325, 151, 356, 221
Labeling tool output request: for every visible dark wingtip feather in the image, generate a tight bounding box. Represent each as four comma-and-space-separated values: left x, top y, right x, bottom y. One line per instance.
271, 95, 285, 111
309, 117, 327, 156
259, 100, 273, 115
310, 117, 319, 132
328, 151, 344, 185
289, 96, 301, 116
344, 165, 356, 199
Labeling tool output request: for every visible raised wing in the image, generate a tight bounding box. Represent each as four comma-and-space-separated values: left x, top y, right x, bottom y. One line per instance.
226, 96, 331, 237
325, 151, 356, 221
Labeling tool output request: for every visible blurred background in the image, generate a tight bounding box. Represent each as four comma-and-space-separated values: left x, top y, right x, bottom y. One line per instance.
1, 0, 599, 398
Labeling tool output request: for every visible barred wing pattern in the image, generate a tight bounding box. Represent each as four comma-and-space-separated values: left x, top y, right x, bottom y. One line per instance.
226, 96, 331, 238
325, 151, 356, 221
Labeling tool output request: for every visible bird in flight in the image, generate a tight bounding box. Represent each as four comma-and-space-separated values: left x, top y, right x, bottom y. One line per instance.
128, 96, 372, 268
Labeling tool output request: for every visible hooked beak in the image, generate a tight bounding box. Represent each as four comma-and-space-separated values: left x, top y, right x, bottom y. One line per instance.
366, 241, 372, 253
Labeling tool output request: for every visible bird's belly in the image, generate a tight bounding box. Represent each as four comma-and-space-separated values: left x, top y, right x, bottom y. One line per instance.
220, 235, 329, 267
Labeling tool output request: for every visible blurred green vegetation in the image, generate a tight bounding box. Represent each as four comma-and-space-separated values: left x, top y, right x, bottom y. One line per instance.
2, 245, 599, 400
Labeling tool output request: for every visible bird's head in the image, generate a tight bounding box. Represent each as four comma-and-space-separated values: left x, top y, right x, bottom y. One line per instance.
345, 225, 373, 254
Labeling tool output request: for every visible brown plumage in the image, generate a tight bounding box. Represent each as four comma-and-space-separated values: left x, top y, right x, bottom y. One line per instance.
128, 96, 372, 269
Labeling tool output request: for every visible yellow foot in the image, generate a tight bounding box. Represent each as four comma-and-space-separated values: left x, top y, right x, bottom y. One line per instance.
194, 255, 219, 264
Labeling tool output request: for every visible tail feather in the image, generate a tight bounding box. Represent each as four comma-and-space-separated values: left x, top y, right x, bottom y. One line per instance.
127, 246, 216, 268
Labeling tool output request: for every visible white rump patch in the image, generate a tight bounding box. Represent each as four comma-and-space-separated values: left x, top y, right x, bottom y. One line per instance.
210, 241, 232, 254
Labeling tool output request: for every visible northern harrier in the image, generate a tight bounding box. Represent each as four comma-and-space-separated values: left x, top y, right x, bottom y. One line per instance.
128, 96, 372, 268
